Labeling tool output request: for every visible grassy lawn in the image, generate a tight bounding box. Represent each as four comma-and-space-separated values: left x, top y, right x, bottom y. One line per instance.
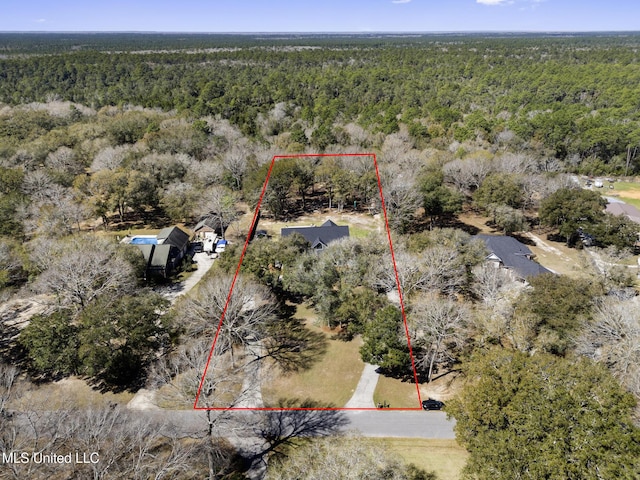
12, 377, 135, 410
615, 196, 640, 210
350, 224, 375, 238
257, 211, 382, 239
371, 438, 468, 480
373, 374, 421, 409
607, 181, 640, 193
526, 233, 593, 278
262, 304, 365, 408
97, 227, 160, 241
606, 181, 640, 209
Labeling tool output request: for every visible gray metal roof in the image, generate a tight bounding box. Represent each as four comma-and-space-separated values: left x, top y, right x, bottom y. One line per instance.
476, 234, 552, 279
157, 226, 190, 250
193, 216, 225, 234
281, 219, 349, 247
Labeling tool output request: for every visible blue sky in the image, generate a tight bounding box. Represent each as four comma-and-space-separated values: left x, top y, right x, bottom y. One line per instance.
2, 0, 639, 32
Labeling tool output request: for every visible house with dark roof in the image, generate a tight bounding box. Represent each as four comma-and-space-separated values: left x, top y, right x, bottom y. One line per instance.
476, 234, 552, 280
124, 226, 191, 278
281, 219, 349, 251
193, 216, 225, 240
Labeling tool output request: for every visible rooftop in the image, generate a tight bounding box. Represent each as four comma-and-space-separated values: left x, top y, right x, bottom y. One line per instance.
476, 234, 552, 279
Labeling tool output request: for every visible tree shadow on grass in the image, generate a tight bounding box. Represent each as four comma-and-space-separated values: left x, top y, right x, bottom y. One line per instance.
262, 316, 329, 374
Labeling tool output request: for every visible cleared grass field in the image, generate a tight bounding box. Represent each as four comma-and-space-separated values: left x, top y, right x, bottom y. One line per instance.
262, 304, 365, 407
370, 438, 468, 480
607, 181, 640, 209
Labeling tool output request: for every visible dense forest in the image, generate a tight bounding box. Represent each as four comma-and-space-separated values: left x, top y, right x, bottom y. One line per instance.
2, 33, 640, 173
1, 33, 640, 479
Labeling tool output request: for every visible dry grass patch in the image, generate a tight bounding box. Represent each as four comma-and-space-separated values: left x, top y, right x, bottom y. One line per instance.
372, 438, 468, 480
373, 374, 421, 409
457, 212, 494, 234
608, 181, 640, 196
525, 232, 593, 278
258, 211, 382, 239
12, 377, 134, 410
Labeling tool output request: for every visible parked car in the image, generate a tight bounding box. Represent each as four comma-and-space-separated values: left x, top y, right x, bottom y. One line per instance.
191, 241, 203, 253
215, 239, 228, 254
422, 398, 445, 410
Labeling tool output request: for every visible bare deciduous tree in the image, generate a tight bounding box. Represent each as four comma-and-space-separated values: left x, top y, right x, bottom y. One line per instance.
379, 168, 422, 233
23, 184, 89, 237
32, 235, 136, 310
195, 185, 239, 240
186, 159, 224, 188
45, 146, 83, 176
443, 157, 493, 193
369, 245, 466, 298
471, 263, 516, 304
265, 434, 432, 480
21, 170, 55, 202
342, 122, 372, 148
409, 292, 470, 382
90, 145, 131, 171
222, 147, 248, 190
178, 275, 278, 363
576, 299, 640, 398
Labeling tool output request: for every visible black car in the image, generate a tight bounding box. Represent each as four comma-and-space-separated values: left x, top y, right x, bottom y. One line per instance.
422, 398, 445, 410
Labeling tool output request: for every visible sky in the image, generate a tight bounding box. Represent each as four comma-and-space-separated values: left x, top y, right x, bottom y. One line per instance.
2, 0, 639, 33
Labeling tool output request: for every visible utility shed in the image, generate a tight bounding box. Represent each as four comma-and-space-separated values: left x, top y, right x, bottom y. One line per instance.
281, 219, 350, 251
476, 234, 552, 280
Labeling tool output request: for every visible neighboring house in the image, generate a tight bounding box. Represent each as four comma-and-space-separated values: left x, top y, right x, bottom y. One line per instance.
123, 226, 192, 278
476, 234, 552, 280
193, 216, 225, 240
281, 219, 350, 251
605, 201, 640, 225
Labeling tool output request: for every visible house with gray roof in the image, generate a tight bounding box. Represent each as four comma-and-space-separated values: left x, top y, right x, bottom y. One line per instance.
124, 226, 191, 278
281, 219, 349, 251
193, 216, 225, 239
476, 234, 552, 280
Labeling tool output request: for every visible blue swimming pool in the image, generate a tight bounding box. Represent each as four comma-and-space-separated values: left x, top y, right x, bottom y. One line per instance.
129, 237, 158, 245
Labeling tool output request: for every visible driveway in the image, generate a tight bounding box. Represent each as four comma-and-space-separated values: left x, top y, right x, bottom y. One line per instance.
344, 363, 379, 408
156, 252, 216, 303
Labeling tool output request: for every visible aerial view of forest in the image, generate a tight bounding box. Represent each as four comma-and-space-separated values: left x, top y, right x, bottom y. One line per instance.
1, 27, 640, 480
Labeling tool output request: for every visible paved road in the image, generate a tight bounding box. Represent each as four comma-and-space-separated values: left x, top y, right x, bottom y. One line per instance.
344, 410, 455, 439
146, 408, 456, 440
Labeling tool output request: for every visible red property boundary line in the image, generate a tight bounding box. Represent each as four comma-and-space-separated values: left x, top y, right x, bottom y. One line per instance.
193, 153, 423, 411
